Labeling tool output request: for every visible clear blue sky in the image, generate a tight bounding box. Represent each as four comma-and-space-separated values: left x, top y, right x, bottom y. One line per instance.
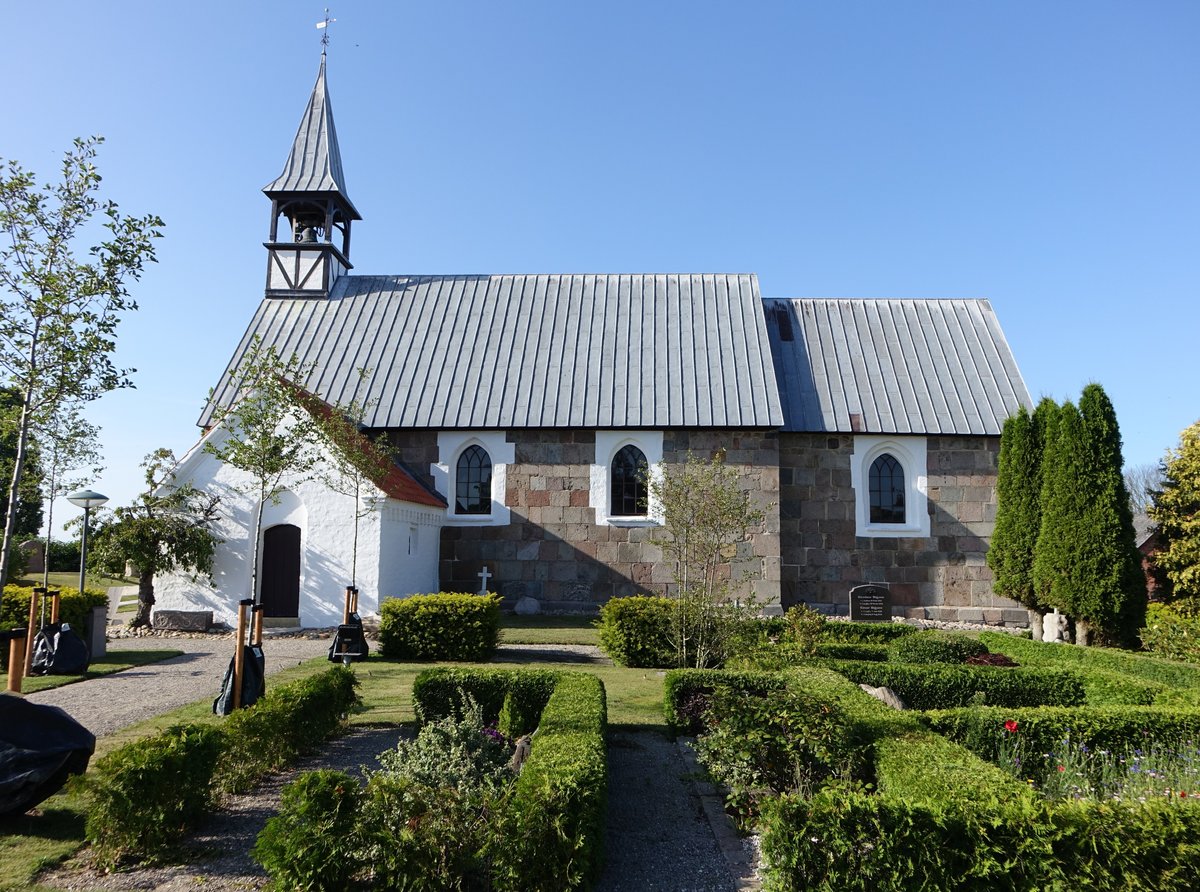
5, 1, 1197, 528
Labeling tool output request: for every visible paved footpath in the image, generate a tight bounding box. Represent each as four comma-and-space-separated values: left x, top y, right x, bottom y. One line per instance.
26, 635, 330, 738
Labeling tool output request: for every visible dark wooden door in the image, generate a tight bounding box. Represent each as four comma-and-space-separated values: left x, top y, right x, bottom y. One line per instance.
261, 524, 301, 618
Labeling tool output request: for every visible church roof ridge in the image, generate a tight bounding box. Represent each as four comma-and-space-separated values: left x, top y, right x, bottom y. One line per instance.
263, 56, 360, 219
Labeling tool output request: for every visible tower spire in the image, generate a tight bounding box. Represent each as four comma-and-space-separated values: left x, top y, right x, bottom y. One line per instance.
262, 52, 359, 299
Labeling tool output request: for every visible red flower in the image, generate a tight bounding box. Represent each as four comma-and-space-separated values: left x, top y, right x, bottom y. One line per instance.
1181, 791, 1188, 798
1004, 720, 1019, 734
1057, 765, 1065, 772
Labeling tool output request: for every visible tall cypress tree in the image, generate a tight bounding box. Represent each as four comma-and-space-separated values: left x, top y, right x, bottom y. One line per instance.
1079, 383, 1145, 646
1033, 401, 1095, 628
989, 406, 1042, 612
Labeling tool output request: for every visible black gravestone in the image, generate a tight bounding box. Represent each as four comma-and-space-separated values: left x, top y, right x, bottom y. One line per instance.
849, 584, 891, 622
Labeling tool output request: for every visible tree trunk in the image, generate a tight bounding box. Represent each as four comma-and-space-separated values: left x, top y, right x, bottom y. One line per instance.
249, 491, 266, 603
1074, 618, 1091, 646
0, 391, 35, 588
1028, 609, 1044, 642
131, 571, 156, 628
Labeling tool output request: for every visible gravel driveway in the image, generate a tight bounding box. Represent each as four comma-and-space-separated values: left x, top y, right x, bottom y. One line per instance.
26, 634, 331, 737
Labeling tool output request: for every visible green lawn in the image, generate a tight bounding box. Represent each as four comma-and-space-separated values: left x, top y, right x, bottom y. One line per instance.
0, 623, 637, 889
19, 650, 184, 695
498, 613, 600, 646
12, 572, 131, 594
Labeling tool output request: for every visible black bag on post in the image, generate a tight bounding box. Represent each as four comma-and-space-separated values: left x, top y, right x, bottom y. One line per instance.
29, 622, 90, 675
212, 645, 266, 716
328, 613, 368, 663
0, 698, 95, 817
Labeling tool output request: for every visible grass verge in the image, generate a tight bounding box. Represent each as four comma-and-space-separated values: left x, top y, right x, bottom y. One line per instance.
499, 613, 599, 646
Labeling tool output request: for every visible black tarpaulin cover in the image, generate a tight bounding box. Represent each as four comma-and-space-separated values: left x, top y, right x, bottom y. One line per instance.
212, 644, 266, 716
30, 622, 90, 676
328, 613, 368, 663
0, 696, 95, 817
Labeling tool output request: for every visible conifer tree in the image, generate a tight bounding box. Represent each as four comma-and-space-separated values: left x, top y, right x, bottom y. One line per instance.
1150, 420, 1200, 600
1033, 402, 1096, 632
1078, 383, 1144, 646
988, 406, 1042, 614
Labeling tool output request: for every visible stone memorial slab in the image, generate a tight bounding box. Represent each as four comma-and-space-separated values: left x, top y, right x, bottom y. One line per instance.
849, 584, 891, 622
152, 610, 213, 632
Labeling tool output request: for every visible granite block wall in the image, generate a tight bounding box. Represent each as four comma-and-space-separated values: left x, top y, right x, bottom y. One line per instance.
778, 432, 1027, 627
388, 428, 780, 613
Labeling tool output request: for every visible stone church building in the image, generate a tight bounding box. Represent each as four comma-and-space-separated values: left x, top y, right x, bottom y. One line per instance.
157, 57, 1034, 628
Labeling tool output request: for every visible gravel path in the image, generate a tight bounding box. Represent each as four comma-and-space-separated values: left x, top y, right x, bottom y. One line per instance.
27, 635, 331, 737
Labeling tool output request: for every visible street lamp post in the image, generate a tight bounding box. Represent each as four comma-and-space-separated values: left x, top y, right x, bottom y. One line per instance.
66, 489, 108, 596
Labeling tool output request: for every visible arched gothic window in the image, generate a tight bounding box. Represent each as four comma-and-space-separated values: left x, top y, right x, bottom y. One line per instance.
455, 445, 492, 515
611, 445, 649, 517
869, 453, 906, 523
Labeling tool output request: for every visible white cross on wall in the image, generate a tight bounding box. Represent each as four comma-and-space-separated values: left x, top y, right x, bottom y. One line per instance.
477, 565, 492, 595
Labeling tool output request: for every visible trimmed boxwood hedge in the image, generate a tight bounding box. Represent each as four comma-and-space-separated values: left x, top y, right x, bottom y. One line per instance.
663, 668, 788, 735
83, 666, 359, 865
378, 592, 501, 661
814, 642, 888, 662
411, 666, 608, 890
761, 784, 1200, 892
818, 621, 918, 644
412, 666, 559, 737
887, 630, 989, 665
981, 631, 1200, 693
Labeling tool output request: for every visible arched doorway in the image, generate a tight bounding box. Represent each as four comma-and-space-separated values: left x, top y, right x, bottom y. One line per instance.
261, 524, 301, 619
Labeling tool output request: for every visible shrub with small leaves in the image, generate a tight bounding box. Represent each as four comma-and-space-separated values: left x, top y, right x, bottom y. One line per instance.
85, 723, 224, 868
888, 631, 990, 664
379, 592, 501, 661
252, 770, 364, 891
596, 595, 676, 668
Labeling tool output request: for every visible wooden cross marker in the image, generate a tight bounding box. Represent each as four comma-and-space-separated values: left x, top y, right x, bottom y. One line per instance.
477, 565, 492, 595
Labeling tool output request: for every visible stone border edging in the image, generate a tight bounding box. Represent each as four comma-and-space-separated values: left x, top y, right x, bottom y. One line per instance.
675, 737, 761, 891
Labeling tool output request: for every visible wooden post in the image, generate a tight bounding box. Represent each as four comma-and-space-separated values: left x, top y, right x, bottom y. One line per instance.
7, 628, 28, 693
252, 604, 264, 647
351, 587, 359, 615
343, 586, 353, 625
233, 599, 251, 711
24, 588, 43, 678
49, 589, 61, 624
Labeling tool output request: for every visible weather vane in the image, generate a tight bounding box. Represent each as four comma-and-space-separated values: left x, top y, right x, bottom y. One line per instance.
317, 8, 336, 53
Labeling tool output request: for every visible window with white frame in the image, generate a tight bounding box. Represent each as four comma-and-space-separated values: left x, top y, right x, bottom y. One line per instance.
850, 435, 929, 537
434, 431, 514, 525
591, 431, 663, 526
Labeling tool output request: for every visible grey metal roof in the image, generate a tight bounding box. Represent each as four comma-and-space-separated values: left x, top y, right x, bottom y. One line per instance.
203, 274, 784, 430
763, 298, 1032, 435
262, 56, 360, 219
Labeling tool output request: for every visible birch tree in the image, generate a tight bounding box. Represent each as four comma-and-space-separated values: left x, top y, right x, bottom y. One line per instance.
0, 137, 162, 586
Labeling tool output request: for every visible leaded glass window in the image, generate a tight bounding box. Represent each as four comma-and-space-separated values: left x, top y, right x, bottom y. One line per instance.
611, 445, 648, 517
869, 453, 905, 524
455, 445, 492, 515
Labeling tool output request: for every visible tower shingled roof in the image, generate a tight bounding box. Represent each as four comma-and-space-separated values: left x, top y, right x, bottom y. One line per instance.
263, 55, 361, 220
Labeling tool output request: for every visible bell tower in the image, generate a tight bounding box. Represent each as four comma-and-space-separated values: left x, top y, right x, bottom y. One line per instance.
263, 53, 360, 298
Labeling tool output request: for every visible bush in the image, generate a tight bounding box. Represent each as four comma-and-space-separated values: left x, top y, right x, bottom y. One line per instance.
253, 770, 364, 891
760, 782, 1200, 891
820, 659, 1086, 710
818, 621, 918, 644
84, 723, 224, 868
1, 585, 107, 668
378, 592, 501, 661
493, 672, 608, 891
888, 630, 990, 664
46, 538, 82, 572
412, 666, 558, 737
696, 684, 862, 825
596, 595, 675, 668
216, 665, 359, 794
981, 631, 1200, 706
663, 668, 787, 735
1141, 602, 1200, 665
874, 728, 1032, 806
815, 642, 889, 662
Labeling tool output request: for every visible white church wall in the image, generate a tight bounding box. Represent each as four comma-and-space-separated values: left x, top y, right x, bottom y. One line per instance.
154, 421, 444, 628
